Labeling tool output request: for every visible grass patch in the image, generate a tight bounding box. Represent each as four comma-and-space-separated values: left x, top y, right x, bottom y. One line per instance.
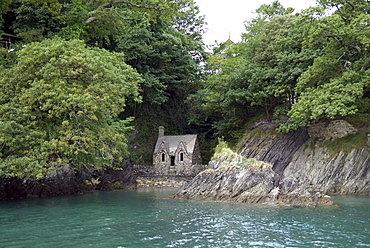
323, 132, 368, 156
212, 140, 272, 171
237, 157, 272, 171
319, 114, 370, 155
345, 114, 370, 131
211, 139, 240, 162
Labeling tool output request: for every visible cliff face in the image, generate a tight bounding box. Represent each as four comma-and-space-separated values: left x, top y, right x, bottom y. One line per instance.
239, 121, 370, 195
239, 123, 309, 177
282, 144, 370, 195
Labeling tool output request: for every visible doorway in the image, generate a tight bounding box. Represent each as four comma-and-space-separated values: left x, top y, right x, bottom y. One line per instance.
170, 156, 175, 167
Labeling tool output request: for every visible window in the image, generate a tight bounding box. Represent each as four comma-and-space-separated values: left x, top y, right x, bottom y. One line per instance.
161, 153, 165, 162
179, 152, 184, 162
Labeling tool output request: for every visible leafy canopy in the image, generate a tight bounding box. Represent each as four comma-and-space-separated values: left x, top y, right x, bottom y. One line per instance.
0, 37, 142, 178
188, 1, 316, 138
279, 0, 370, 132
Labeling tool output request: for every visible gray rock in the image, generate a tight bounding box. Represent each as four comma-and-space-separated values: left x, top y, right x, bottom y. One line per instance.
283, 145, 370, 195
173, 121, 369, 206
173, 165, 333, 206
0, 159, 137, 200
240, 121, 369, 195
308, 120, 358, 140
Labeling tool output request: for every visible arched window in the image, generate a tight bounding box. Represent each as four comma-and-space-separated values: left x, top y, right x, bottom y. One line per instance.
161, 153, 165, 162
179, 152, 184, 162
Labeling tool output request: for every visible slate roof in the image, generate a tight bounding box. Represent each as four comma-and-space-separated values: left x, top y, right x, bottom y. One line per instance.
154, 134, 197, 155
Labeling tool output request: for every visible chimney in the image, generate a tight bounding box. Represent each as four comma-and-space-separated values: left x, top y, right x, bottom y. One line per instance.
158, 126, 164, 138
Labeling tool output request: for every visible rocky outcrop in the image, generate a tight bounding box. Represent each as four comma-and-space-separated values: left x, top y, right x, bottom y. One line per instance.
173, 120, 369, 206
0, 164, 93, 200
308, 120, 358, 140
239, 121, 370, 195
97, 159, 137, 191
173, 163, 333, 206
0, 159, 136, 201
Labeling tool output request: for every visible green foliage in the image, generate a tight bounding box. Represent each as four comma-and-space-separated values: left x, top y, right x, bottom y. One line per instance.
323, 132, 368, 156
113, 1, 205, 165
189, 3, 316, 139
10, 1, 63, 42
0, 37, 142, 178
211, 139, 239, 162
213, 138, 229, 155
187, 0, 369, 147
1, 0, 205, 167
0, 0, 12, 30
211, 139, 272, 171
118, 19, 201, 105
278, 71, 364, 133
0, 45, 19, 69
254, 0, 294, 18
237, 158, 272, 171
280, 0, 370, 132
5, 0, 192, 46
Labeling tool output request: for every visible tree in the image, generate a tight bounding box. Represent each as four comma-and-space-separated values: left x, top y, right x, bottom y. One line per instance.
0, 0, 12, 30
0, 0, 166, 46
6, 0, 182, 45
1, 0, 206, 166
279, 0, 370, 132
187, 40, 251, 139
9, 0, 63, 42
111, 1, 205, 165
242, 14, 314, 121
188, 1, 317, 139
0, 37, 142, 178
115, 0, 204, 106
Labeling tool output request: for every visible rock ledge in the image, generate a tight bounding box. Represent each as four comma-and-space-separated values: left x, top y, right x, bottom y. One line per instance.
172, 152, 333, 207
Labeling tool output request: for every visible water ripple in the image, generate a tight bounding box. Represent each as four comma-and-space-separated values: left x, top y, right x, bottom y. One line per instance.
0, 191, 369, 247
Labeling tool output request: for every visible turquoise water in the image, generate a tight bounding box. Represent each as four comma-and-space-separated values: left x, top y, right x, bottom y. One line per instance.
0, 189, 369, 248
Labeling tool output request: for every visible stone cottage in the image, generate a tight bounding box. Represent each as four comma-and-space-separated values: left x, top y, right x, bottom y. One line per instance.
153, 126, 202, 176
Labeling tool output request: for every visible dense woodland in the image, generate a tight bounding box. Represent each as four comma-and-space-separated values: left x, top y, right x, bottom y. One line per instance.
0, 0, 369, 179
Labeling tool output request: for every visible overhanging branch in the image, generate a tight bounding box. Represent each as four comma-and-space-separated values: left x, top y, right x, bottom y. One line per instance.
86, 0, 162, 25
89, 0, 161, 16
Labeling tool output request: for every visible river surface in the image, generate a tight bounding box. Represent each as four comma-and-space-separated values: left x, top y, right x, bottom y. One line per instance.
0, 189, 369, 247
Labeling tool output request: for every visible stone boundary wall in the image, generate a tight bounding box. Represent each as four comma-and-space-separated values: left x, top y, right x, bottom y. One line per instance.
136, 176, 190, 188
133, 164, 208, 178
133, 165, 202, 188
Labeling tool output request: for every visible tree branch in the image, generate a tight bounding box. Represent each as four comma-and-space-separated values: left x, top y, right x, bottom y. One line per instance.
345, 0, 355, 13
86, 0, 161, 25
87, 0, 95, 7
89, 0, 161, 16
85, 14, 107, 25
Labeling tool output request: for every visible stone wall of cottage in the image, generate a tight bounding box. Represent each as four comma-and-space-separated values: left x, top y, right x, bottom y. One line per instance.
152, 149, 205, 177
152, 133, 203, 177
192, 139, 202, 165
153, 151, 170, 175
173, 150, 193, 175
153, 151, 194, 176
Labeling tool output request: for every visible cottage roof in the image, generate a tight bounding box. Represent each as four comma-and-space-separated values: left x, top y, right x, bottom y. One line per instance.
1, 33, 22, 48
154, 134, 198, 155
